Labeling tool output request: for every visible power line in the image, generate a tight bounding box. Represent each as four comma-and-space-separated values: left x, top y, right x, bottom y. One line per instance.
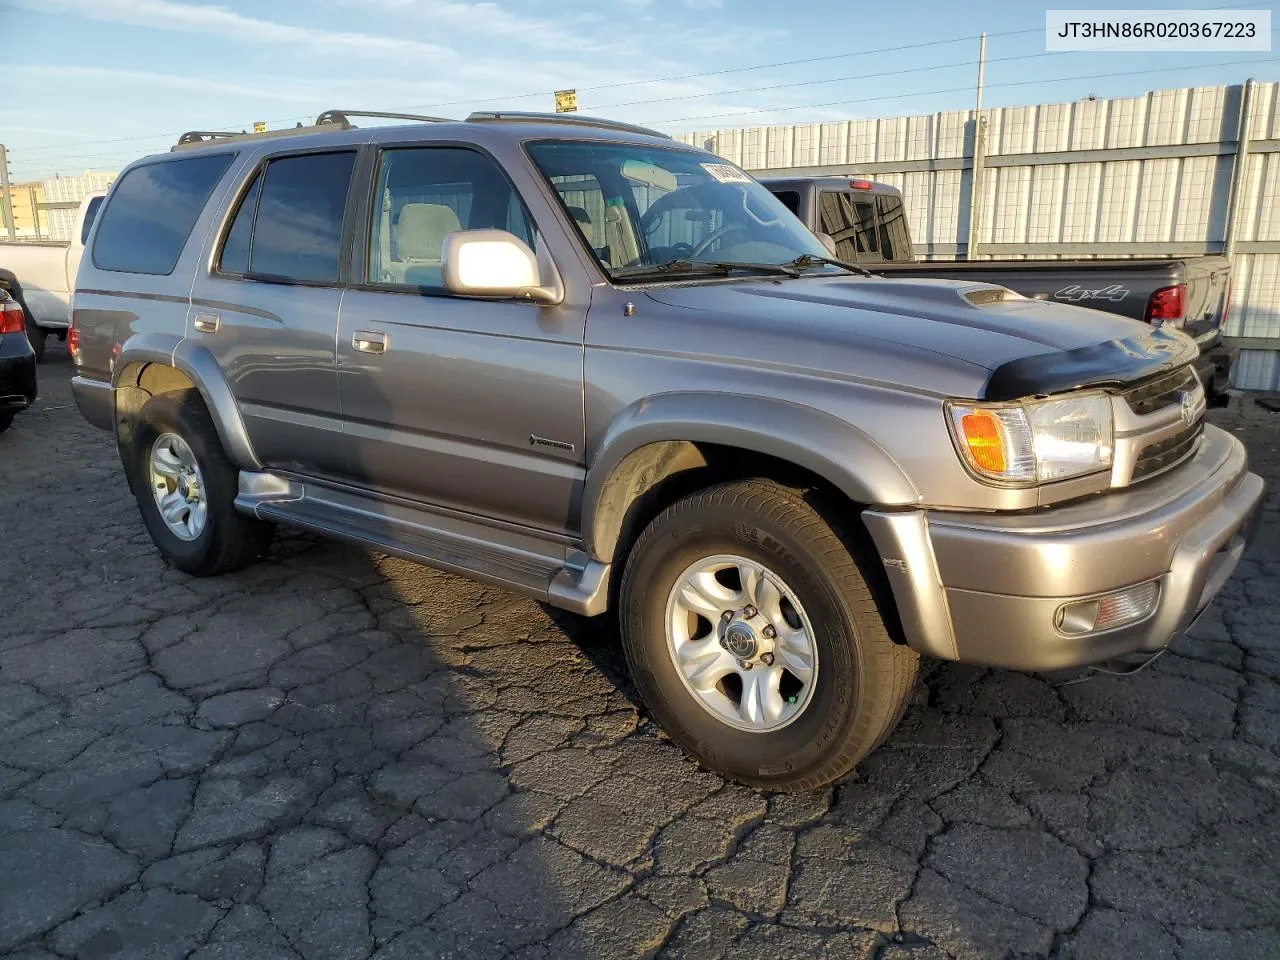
15, 27, 1040, 160
12, 0, 1273, 164
591, 48, 1092, 112
16, 52, 1275, 172
639, 55, 1280, 125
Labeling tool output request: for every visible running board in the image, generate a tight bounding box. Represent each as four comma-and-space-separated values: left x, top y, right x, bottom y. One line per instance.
235, 471, 610, 616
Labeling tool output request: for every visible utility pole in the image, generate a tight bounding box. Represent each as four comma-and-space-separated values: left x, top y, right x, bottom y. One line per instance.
0, 145, 15, 240
966, 32, 987, 260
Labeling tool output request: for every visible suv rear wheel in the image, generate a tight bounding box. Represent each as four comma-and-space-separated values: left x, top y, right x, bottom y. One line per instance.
125, 391, 273, 576
619, 479, 918, 792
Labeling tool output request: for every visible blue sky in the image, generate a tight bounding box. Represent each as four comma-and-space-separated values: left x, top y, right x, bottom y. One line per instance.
2, 0, 1276, 180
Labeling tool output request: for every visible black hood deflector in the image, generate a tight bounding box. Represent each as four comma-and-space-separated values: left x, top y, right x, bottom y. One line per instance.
982, 327, 1199, 401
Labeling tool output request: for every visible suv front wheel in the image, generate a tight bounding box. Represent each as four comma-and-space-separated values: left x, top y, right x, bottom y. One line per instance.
125, 391, 273, 576
619, 479, 918, 792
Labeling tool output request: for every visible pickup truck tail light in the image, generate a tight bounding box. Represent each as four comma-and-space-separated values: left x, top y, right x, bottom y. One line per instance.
67, 312, 80, 362
0, 299, 25, 335
1219, 277, 1232, 329
1144, 284, 1185, 326
848, 179, 873, 190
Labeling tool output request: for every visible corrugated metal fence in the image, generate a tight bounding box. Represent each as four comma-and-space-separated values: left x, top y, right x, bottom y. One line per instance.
676, 81, 1280, 391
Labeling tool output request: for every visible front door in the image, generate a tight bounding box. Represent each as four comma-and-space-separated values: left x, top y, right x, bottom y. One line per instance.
336, 145, 586, 535
189, 148, 358, 480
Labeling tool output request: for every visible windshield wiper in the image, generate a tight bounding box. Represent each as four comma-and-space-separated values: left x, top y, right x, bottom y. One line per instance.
612, 258, 802, 280
784, 253, 875, 278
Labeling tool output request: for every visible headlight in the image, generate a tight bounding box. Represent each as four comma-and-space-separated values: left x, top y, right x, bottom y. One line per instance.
947, 392, 1114, 484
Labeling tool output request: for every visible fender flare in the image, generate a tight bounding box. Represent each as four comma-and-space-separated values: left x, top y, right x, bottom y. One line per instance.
582, 391, 919, 562
113, 333, 261, 469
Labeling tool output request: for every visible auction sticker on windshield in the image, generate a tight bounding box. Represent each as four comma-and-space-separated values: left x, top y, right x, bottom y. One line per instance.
701, 163, 752, 184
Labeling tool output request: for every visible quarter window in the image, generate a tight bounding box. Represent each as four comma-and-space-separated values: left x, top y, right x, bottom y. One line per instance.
367, 147, 535, 290
92, 153, 234, 275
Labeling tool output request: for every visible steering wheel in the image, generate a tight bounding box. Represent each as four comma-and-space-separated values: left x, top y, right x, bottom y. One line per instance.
689, 225, 744, 259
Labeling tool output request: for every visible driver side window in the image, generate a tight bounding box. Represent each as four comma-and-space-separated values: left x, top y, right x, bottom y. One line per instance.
549, 174, 638, 268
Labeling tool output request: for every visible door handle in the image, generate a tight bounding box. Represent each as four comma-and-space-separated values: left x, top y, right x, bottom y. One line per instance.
193, 313, 219, 333
352, 330, 388, 354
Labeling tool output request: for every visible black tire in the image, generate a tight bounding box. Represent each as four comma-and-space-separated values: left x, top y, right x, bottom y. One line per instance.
0, 412, 12, 435
125, 391, 273, 576
619, 479, 918, 792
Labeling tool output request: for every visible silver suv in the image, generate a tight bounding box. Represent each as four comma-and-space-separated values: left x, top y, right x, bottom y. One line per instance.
70, 110, 1264, 791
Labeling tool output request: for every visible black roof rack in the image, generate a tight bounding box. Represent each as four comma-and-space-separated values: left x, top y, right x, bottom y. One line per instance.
172, 121, 346, 151
315, 109, 455, 126
173, 108, 667, 151
176, 130, 250, 145
465, 111, 671, 140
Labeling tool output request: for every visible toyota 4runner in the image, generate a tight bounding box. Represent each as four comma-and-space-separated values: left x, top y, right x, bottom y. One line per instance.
69, 110, 1265, 791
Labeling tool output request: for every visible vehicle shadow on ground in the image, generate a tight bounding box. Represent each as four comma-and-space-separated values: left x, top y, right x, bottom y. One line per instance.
4, 366, 1279, 958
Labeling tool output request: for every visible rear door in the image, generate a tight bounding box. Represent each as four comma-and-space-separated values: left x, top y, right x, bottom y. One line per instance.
335, 143, 586, 534
189, 148, 358, 480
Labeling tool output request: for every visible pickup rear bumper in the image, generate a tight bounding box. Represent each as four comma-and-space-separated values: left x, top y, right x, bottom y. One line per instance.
1194, 335, 1237, 403
863, 424, 1264, 671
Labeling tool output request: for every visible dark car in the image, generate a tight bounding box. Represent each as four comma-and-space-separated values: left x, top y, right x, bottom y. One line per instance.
0, 289, 37, 435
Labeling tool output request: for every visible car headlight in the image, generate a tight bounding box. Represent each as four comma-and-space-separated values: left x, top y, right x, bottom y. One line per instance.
947, 392, 1114, 484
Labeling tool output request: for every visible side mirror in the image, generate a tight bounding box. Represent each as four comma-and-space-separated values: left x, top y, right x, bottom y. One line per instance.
442, 229, 563, 305
816, 232, 838, 256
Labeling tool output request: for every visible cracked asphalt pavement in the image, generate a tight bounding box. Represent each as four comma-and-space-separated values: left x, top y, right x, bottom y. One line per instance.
2, 346, 1279, 960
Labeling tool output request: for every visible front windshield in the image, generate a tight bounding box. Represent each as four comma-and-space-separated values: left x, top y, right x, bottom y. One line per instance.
526, 140, 832, 280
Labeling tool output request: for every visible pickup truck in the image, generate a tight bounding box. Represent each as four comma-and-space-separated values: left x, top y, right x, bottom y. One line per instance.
69, 110, 1264, 792
0, 192, 106, 361
762, 176, 1236, 404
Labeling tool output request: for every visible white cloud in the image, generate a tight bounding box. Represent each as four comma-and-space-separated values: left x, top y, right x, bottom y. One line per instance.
12, 66, 320, 103
21, 0, 462, 61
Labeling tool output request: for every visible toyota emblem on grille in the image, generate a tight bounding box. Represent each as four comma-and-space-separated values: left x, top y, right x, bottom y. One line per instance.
1178, 390, 1197, 427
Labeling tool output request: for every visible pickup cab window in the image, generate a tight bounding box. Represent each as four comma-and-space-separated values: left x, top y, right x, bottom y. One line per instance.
527, 141, 830, 281
819, 191, 912, 263
819, 191, 881, 262
79, 195, 104, 246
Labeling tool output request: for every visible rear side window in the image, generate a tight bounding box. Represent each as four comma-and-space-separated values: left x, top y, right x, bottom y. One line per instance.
92, 154, 234, 275
218, 151, 356, 284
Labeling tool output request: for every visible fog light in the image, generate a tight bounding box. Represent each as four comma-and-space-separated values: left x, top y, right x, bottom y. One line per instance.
1056, 581, 1160, 636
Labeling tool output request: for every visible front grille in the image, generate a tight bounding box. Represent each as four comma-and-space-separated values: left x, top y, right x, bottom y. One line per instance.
1121, 365, 1198, 416
1132, 421, 1204, 481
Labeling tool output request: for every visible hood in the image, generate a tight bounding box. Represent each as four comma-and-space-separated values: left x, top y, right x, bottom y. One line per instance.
642, 276, 1196, 397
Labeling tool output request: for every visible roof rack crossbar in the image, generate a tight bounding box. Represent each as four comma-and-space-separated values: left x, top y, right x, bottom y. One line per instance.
315, 109, 455, 126
464, 111, 671, 140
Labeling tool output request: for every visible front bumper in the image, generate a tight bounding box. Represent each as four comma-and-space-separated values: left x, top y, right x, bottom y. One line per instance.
864, 424, 1264, 670
0, 334, 37, 413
